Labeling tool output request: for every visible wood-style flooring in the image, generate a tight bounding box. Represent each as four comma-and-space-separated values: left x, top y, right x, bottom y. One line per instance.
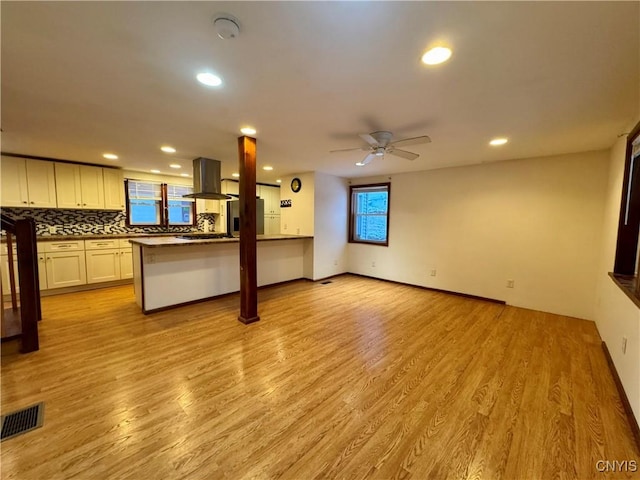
1, 275, 638, 479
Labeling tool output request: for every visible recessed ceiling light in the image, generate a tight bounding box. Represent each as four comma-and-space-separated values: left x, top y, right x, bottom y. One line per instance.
180, 173, 190, 177
421, 47, 452, 65
196, 72, 222, 87
169, 164, 181, 169
489, 138, 508, 146
161, 146, 176, 153
150, 169, 161, 174
355, 162, 366, 167
276, 179, 282, 183
103, 153, 118, 160
232, 172, 240, 178
240, 127, 257, 135
263, 166, 273, 171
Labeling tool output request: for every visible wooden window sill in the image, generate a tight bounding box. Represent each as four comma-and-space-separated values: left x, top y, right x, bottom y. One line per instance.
609, 272, 640, 309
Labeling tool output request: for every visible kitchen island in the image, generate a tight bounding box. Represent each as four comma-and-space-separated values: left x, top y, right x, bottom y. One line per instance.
129, 234, 312, 313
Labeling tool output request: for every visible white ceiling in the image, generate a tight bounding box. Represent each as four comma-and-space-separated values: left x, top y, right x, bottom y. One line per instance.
1, 1, 638, 183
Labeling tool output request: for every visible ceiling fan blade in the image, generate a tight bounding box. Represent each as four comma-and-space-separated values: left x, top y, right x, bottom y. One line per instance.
388, 135, 431, 148
359, 133, 379, 147
388, 148, 419, 161
330, 146, 367, 153
357, 153, 375, 166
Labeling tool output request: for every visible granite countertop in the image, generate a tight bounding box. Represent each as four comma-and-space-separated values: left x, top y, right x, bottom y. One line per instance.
1, 232, 201, 243
129, 234, 313, 248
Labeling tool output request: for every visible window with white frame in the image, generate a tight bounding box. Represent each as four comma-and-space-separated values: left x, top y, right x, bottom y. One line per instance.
349, 183, 390, 245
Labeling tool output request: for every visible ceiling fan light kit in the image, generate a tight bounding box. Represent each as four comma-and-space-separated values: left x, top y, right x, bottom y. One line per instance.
331, 130, 431, 167
213, 15, 240, 40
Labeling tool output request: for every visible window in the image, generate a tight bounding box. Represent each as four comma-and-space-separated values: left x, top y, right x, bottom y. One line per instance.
126, 180, 195, 227
127, 180, 162, 226
166, 184, 195, 225
349, 183, 390, 245
612, 120, 640, 302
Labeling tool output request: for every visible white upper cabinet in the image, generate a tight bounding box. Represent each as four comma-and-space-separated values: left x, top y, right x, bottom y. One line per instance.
196, 199, 219, 214
1, 156, 56, 208
259, 185, 281, 215
103, 168, 125, 210
1, 156, 29, 207
55, 163, 83, 208
79, 165, 105, 209
55, 163, 105, 209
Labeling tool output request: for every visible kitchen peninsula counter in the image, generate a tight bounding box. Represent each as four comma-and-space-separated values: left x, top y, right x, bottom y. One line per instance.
129, 233, 312, 247
131, 234, 313, 313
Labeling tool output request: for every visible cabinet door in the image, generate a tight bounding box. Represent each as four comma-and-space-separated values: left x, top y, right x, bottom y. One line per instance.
103, 168, 124, 210
55, 163, 83, 209
37, 254, 48, 290
26, 159, 57, 208
196, 199, 219, 214
119, 249, 133, 279
86, 249, 120, 284
222, 180, 239, 195
1, 256, 20, 293
217, 200, 227, 233
265, 215, 281, 235
46, 251, 87, 288
79, 165, 105, 209
0, 156, 29, 207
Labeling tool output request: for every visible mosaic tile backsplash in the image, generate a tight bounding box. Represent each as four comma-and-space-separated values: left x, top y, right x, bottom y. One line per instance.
1, 208, 217, 236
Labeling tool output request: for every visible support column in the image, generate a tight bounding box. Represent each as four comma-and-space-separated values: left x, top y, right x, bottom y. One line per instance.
238, 135, 260, 324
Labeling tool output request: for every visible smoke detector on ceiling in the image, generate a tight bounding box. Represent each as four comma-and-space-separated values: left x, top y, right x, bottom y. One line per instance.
213, 15, 240, 40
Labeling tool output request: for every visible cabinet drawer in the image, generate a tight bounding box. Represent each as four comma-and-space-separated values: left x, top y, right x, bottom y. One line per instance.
2, 243, 47, 254
118, 238, 132, 249
85, 239, 119, 250
42, 241, 84, 252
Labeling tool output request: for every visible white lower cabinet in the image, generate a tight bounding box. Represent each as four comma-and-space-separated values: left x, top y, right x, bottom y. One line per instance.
45, 251, 87, 288
120, 249, 133, 279
86, 249, 121, 284
85, 238, 132, 283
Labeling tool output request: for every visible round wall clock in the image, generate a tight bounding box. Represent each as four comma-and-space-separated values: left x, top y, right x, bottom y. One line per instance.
291, 177, 302, 193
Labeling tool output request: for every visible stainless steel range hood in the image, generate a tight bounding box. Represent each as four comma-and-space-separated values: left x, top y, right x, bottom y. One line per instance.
182, 157, 231, 200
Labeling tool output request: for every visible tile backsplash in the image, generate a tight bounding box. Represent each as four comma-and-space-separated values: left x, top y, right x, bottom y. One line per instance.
2, 208, 217, 236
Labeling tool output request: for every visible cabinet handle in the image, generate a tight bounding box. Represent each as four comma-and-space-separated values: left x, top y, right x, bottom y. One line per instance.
22, 201, 27, 204
83, 203, 87, 206
30, 201, 34, 204
39, 256, 44, 261
77, 203, 81, 206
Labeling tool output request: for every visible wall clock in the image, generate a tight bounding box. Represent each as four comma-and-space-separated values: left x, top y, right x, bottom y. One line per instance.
291, 177, 302, 193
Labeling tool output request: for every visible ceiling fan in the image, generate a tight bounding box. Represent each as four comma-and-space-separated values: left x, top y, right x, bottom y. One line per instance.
330, 131, 431, 166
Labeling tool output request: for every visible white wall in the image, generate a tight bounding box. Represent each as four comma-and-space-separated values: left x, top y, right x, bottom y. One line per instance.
312, 172, 349, 280
348, 150, 609, 320
594, 133, 640, 421
280, 172, 315, 236
279, 172, 315, 278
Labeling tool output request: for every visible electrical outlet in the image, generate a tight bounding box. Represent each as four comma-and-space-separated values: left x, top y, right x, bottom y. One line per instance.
296, 228, 300, 235
371, 261, 376, 268
48, 226, 57, 234
507, 279, 515, 288
284, 224, 288, 230
333, 260, 338, 266
104, 225, 111, 233
622, 337, 627, 354
430, 269, 437, 277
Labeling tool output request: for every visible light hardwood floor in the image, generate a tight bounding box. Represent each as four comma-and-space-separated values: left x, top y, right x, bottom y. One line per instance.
1, 275, 638, 479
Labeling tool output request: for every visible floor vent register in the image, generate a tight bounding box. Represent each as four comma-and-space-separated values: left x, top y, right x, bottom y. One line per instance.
1, 402, 44, 441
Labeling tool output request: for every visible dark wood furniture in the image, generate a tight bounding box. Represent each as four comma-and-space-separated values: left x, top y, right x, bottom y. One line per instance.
1, 214, 41, 352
